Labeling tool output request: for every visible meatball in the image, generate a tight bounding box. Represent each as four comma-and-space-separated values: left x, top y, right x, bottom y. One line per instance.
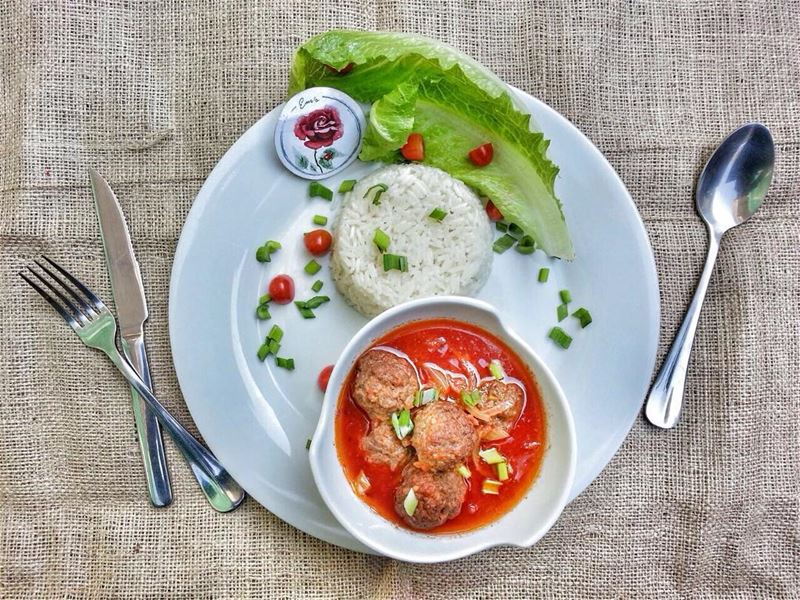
361, 421, 410, 470
411, 401, 478, 471
394, 464, 466, 529
477, 380, 524, 430
352, 349, 417, 419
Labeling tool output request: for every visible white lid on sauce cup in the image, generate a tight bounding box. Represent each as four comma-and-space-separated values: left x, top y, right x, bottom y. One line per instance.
274, 87, 366, 180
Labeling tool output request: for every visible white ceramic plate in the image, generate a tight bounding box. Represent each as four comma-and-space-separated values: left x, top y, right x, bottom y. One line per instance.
169, 89, 660, 554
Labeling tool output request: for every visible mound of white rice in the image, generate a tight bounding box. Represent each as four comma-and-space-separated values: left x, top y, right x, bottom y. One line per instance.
331, 163, 493, 317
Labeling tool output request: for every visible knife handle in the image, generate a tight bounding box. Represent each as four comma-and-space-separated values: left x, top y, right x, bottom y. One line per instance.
124, 337, 173, 507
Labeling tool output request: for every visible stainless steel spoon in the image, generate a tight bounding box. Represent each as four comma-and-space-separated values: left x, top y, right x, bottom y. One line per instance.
645, 123, 775, 429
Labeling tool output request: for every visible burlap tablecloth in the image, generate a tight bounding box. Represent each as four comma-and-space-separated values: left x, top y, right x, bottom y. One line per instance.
1, 1, 798, 598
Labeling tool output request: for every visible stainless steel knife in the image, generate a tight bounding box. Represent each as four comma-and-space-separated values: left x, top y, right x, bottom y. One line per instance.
89, 168, 173, 507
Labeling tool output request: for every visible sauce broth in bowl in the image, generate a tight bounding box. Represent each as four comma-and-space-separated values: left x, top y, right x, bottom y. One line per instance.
335, 318, 546, 533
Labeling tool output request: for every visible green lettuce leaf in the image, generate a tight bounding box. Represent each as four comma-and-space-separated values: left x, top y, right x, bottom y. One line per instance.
289, 31, 574, 259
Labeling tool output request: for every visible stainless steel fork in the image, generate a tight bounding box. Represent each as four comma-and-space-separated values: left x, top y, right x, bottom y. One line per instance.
21, 257, 245, 512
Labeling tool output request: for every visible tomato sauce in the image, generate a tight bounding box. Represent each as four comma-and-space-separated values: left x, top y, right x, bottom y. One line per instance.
335, 318, 547, 533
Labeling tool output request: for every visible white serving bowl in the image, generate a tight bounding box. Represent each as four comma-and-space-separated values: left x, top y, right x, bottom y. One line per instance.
309, 296, 577, 563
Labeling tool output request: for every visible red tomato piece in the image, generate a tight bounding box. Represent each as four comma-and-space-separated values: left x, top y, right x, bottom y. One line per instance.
304, 229, 333, 256
468, 143, 494, 167
318, 364, 334, 392
268, 274, 295, 304
485, 200, 503, 222
400, 133, 424, 161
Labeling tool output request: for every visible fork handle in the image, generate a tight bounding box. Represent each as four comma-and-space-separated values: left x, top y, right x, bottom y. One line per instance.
104, 347, 246, 512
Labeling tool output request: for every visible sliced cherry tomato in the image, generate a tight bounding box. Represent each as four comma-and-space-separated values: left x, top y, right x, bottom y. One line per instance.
268, 274, 295, 304
324, 62, 354, 75
318, 364, 334, 392
485, 200, 503, 222
468, 142, 494, 167
400, 132, 424, 161
304, 229, 333, 256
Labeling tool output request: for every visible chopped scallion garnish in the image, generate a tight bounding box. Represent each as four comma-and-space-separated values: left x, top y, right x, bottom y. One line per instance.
403, 488, 418, 516
268, 325, 283, 342
267, 339, 280, 355
311, 280, 324, 293
256, 304, 271, 320
364, 183, 388, 205
515, 235, 536, 254
256, 343, 269, 362
548, 326, 572, 349
304, 295, 330, 309
557, 303, 568, 322
488, 359, 505, 380
496, 461, 509, 481
492, 234, 516, 254
481, 479, 502, 495
338, 179, 357, 193
383, 253, 408, 272
428, 207, 447, 222
255, 240, 281, 263
305, 438, 311, 450
538, 268, 550, 283
309, 182, 333, 201
304, 259, 322, 275
312, 214, 328, 226
414, 387, 439, 407
559, 289, 572, 304
572, 307, 593, 328
259, 293, 271, 305
275, 357, 295, 370
457, 464, 472, 478
373, 228, 390, 252
461, 389, 481, 407
507, 223, 524, 240
478, 447, 506, 465
391, 409, 414, 439
495, 222, 508, 232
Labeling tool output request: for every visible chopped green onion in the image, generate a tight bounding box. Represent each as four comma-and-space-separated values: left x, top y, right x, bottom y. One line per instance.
259, 293, 271, 305
256, 343, 269, 362
353, 470, 371, 494
557, 303, 568, 322
312, 214, 328, 226
515, 235, 536, 254
559, 289, 572, 304
507, 223, 524, 240
373, 228, 390, 252
457, 464, 472, 479
309, 181, 333, 201
548, 326, 573, 349
338, 179, 357, 193
275, 357, 295, 370
256, 304, 271, 320
311, 280, 324, 293
297, 306, 315, 319
391, 409, 414, 439
572, 307, 593, 328
478, 447, 506, 465
481, 479, 502, 495
496, 462, 509, 481
538, 268, 550, 283
267, 339, 280, 355
428, 207, 447, 222
492, 234, 516, 254
382, 253, 408, 272
461, 389, 481, 407
403, 488, 418, 516
495, 222, 508, 232
488, 359, 505, 380
268, 325, 283, 342
304, 295, 330, 309
304, 259, 322, 275
305, 438, 311, 450
364, 183, 388, 205
414, 387, 439, 407
255, 240, 281, 263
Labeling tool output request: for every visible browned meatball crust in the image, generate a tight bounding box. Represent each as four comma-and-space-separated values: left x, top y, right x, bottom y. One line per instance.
478, 379, 524, 430
361, 421, 410, 470
411, 401, 478, 471
352, 349, 417, 419
393, 464, 466, 529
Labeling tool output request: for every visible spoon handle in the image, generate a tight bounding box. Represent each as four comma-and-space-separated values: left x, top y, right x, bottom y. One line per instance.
645, 230, 721, 428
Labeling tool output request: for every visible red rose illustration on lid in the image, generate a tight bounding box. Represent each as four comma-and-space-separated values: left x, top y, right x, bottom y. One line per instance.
294, 107, 343, 150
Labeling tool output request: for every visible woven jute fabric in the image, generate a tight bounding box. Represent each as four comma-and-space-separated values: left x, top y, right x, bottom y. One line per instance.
1, 1, 798, 598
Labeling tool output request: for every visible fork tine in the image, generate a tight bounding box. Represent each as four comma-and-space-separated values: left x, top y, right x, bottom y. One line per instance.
42, 255, 104, 311
34, 259, 97, 317
26, 267, 88, 324
20, 273, 80, 328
